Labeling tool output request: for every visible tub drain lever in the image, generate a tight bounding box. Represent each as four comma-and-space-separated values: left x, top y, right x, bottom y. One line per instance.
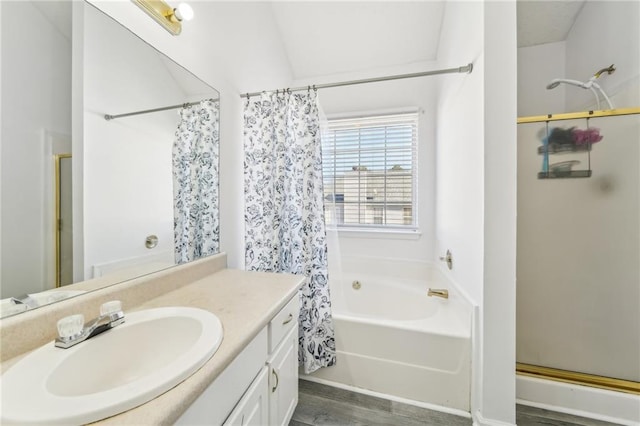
439, 250, 453, 270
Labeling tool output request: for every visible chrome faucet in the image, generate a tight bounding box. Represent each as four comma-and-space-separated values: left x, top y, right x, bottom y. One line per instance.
427, 288, 449, 299
55, 300, 125, 349
10, 294, 38, 309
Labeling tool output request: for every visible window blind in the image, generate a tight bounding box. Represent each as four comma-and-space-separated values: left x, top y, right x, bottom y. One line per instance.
322, 112, 418, 228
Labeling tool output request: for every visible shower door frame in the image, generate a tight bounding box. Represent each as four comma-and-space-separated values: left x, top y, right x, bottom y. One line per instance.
516, 106, 640, 396
54, 153, 73, 288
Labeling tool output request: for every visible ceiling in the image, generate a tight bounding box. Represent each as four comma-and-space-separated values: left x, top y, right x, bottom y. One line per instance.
269, 0, 585, 80
517, 0, 585, 48
270, 1, 444, 80
30, 0, 586, 85
32, 1, 72, 40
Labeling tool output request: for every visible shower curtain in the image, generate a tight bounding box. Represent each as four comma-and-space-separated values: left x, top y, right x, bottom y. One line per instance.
244, 91, 336, 374
173, 99, 220, 264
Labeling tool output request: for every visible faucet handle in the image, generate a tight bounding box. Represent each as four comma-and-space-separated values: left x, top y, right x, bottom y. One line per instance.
57, 314, 85, 340
100, 300, 122, 317
100, 300, 125, 328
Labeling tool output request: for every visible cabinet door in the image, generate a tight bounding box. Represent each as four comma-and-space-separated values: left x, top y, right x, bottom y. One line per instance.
223, 367, 269, 426
176, 329, 267, 426
268, 325, 299, 426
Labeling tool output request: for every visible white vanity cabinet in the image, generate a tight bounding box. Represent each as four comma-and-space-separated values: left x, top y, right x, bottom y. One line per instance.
267, 297, 299, 426
176, 295, 299, 426
222, 367, 269, 426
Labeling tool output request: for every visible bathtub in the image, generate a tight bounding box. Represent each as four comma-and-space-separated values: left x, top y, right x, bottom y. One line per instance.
305, 257, 472, 413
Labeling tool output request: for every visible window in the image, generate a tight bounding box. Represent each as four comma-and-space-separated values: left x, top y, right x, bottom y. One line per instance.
322, 112, 418, 229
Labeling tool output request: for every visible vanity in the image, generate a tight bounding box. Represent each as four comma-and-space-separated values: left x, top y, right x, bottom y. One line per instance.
0, 253, 303, 425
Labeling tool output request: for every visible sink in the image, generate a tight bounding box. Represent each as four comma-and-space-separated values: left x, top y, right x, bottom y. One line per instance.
0, 306, 223, 425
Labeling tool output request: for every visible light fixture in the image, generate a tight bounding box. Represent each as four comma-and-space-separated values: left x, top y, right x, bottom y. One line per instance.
131, 0, 194, 36
172, 3, 194, 23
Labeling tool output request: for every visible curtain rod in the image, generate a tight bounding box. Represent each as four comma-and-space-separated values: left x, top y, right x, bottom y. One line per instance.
104, 98, 218, 121
241, 63, 473, 99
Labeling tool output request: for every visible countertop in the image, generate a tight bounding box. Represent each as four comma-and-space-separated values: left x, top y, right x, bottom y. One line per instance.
0, 260, 302, 426
95, 268, 303, 425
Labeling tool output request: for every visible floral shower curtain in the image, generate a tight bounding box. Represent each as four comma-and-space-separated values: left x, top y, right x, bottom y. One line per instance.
244, 91, 336, 374
173, 99, 220, 264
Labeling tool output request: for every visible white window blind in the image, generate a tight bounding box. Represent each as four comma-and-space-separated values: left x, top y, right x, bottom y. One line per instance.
322, 112, 418, 229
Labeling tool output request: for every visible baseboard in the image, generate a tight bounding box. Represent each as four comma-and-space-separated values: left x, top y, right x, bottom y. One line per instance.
472, 410, 516, 426
516, 375, 640, 426
299, 375, 472, 419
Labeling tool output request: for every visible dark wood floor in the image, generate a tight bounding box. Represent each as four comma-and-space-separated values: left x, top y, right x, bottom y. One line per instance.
290, 379, 622, 426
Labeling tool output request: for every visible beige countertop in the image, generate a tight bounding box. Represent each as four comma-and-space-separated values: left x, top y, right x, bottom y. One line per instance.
1, 256, 303, 425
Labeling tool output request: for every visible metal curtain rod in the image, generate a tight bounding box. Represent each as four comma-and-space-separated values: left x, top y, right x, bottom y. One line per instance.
104, 98, 218, 121
241, 63, 473, 98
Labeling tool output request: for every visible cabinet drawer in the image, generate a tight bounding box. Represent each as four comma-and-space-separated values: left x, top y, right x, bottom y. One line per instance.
268, 296, 299, 353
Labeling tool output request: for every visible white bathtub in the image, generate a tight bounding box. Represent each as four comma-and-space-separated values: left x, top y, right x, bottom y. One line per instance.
306, 257, 472, 412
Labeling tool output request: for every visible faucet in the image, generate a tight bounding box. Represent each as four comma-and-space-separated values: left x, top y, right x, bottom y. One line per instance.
10, 294, 39, 309
427, 288, 449, 299
55, 300, 125, 349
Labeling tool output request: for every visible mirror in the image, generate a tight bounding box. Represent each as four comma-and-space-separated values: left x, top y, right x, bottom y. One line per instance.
0, 1, 220, 318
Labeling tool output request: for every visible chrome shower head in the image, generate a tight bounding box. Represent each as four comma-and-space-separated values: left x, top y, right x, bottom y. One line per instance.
546, 78, 588, 90
545, 78, 602, 109
545, 65, 616, 110
546, 80, 561, 90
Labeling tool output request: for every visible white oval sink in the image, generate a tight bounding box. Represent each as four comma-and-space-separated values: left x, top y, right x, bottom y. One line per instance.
0, 306, 223, 425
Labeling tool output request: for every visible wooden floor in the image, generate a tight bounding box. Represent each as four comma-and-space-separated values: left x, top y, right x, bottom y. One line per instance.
290, 380, 622, 426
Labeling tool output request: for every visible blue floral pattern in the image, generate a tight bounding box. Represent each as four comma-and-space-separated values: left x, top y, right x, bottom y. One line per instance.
173, 99, 220, 264
244, 91, 336, 374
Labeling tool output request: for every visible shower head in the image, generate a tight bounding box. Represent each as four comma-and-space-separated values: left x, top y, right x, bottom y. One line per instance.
545, 65, 615, 110
546, 80, 561, 90
545, 78, 602, 109
546, 78, 589, 90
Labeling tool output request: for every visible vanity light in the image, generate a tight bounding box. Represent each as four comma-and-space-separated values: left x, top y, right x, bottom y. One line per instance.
171, 3, 194, 22
131, 0, 194, 36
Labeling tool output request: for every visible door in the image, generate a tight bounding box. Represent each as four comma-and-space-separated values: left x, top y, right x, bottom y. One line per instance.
268, 325, 299, 426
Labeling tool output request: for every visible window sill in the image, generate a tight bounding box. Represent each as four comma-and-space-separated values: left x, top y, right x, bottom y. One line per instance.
333, 227, 422, 240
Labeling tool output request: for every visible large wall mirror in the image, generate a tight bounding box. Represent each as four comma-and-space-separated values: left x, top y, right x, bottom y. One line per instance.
0, 1, 220, 318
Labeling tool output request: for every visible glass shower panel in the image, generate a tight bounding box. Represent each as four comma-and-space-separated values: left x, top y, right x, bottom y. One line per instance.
516, 113, 640, 383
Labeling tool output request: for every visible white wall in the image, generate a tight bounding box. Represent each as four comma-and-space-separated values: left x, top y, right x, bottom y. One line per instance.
436, 1, 485, 419
71, 0, 85, 285
0, 1, 71, 297
293, 62, 438, 263
480, 3, 517, 423
565, 1, 640, 111
436, 1, 517, 424
436, 1, 484, 307
85, 1, 294, 270
517, 1, 640, 383
0, 0, 3, 297
517, 41, 566, 116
